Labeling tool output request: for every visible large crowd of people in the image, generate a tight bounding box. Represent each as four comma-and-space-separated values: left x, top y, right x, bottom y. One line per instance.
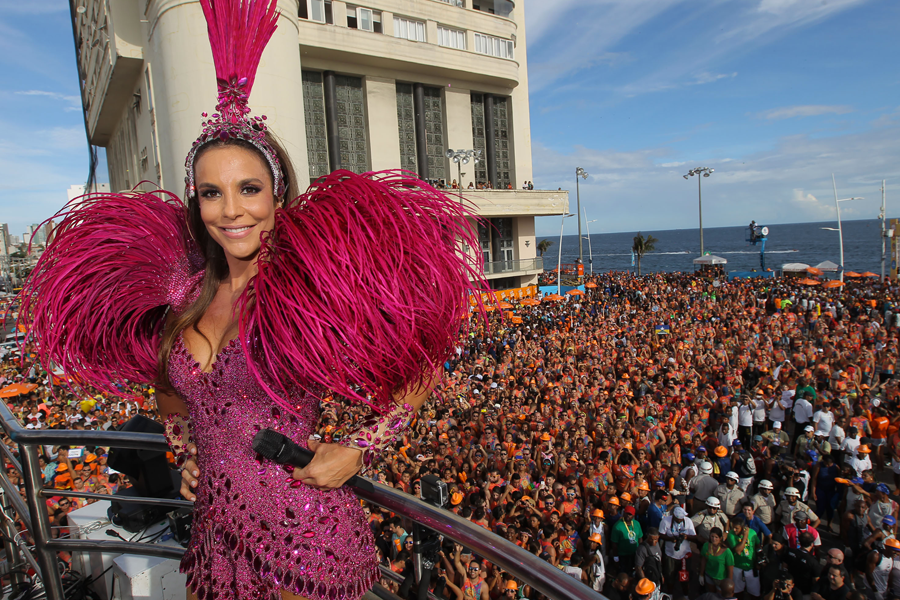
4, 271, 900, 600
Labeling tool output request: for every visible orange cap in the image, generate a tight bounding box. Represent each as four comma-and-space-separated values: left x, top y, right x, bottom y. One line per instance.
885, 539, 900, 550
588, 532, 603, 544
85, 453, 97, 462
858, 445, 872, 454
607, 496, 620, 506
638, 482, 650, 491
635, 578, 656, 596
620, 492, 632, 502
451, 493, 464, 505
506, 581, 519, 590
591, 509, 604, 519
541, 433, 551, 441
56, 463, 68, 472
714, 446, 728, 458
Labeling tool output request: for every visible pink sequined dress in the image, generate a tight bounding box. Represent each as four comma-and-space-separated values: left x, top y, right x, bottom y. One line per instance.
168, 332, 378, 600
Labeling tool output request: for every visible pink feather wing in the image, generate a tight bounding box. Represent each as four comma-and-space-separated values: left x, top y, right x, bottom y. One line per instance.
18, 190, 201, 396
239, 170, 488, 414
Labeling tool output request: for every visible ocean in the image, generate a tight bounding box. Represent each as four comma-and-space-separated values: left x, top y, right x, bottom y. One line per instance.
537, 218, 892, 275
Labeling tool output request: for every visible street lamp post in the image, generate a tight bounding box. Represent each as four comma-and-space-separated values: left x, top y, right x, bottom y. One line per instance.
558, 213, 575, 295
575, 167, 589, 275
880, 180, 887, 280
684, 167, 714, 256
445, 149, 482, 201
583, 209, 598, 276
827, 174, 863, 283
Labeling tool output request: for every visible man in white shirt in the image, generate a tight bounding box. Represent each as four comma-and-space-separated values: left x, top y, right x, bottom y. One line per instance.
768, 390, 793, 428
738, 396, 754, 446
814, 403, 835, 436
850, 444, 873, 477
841, 426, 861, 465
659, 506, 695, 594
792, 393, 814, 451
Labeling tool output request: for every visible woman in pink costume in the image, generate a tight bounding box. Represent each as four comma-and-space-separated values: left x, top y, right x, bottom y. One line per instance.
19, 2, 483, 599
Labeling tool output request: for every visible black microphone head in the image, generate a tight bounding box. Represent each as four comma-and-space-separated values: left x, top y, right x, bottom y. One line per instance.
252, 428, 290, 461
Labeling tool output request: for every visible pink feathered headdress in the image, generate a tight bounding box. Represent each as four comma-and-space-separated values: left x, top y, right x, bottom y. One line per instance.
184, 0, 284, 198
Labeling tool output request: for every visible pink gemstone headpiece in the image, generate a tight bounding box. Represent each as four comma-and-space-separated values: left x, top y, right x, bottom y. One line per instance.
184, 0, 285, 199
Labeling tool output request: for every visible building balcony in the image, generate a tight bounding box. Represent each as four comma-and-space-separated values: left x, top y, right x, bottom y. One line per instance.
461, 189, 569, 218
481, 257, 542, 279
76, 0, 144, 145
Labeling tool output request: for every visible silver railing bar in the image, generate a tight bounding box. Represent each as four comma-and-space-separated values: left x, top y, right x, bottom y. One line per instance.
0, 438, 23, 474
0, 467, 31, 524
40, 489, 194, 509
46, 538, 185, 561
355, 483, 605, 600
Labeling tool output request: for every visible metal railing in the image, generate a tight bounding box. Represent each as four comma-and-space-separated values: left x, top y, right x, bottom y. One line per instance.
0, 402, 605, 600
483, 257, 543, 276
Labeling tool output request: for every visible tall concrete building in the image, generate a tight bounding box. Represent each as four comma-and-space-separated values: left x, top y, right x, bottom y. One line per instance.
73, 0, 567, 290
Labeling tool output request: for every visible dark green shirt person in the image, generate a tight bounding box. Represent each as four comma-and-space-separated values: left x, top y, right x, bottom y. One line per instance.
726, 525, 759, 571
611, 513, 643, 556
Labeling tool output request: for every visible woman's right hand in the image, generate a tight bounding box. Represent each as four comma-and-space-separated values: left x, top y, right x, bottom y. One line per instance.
179, 443, 199, 502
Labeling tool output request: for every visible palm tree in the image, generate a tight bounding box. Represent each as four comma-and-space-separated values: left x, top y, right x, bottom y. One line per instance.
632, 232, 658, 276
536, 239, 553, 257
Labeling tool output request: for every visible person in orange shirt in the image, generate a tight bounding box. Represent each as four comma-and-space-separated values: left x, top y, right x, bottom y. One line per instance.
53, 463, 73, 490
871, 405, 891, 470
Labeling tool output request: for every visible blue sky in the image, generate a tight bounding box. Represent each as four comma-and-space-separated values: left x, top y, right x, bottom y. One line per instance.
0, 0, 898, 240
526, 0, 900, 236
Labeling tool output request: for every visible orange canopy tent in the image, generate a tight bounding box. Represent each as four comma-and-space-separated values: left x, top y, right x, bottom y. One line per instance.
497, 302, 514, 309
861, 272, 880, 277
566, 289, 584, 296
807, 267, 824, 276
845, 271, 862, 278
520, 298, 540, 306
797, 278, 821, 286
822, 280, 844, 288
584, 282, 598, 288
544, 294, 564, 301
0, 383, 38, 398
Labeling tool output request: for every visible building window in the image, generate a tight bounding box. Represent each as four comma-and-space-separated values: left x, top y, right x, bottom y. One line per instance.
471, 93, 487, 186
436, 0, 465, 6
396, 83, 417, 174
437, 26, 466, 49
301, 0, 333, 24
335, 75, 370, 174
474, 32, 514, 59
347, 5, 381, 32
492, 96, 511, 189
423, 87, 446, 183
301, 71, 330, 180
393, 16, 425, 42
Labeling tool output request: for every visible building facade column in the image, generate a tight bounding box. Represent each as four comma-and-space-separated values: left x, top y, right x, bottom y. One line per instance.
484, 93, 497, 188
323, 70, 341, 171
413, 83, 428, 180
146, 0, 309, 192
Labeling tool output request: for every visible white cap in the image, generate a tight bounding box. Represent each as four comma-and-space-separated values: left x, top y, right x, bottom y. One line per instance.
804, 425, 814, 432
673, 506, 687, 518
773, 421, 782, 429
785, 487, 800, 497
759, 480, 773, 490
706, 497, 721, 508
699, 461, 713, 475
726, 471, 739, 480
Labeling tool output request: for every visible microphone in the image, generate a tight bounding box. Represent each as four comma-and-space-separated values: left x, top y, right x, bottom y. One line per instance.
251, 428, 372, 492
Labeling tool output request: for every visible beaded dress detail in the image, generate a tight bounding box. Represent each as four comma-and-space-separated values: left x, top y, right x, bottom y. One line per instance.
168, 334, 378, 600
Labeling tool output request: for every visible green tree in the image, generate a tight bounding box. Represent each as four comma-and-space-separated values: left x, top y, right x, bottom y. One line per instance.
632, 232, 658, 276
536, 239, 553, 257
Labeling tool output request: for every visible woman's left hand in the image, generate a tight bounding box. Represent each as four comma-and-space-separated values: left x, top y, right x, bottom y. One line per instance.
292, 440, 363, 490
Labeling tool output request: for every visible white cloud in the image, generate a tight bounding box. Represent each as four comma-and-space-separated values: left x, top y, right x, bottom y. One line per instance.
38, 126, 86, 151
692, 72, 738, 85
15, 90, 82, 112
758, 105, 854, 120
533, 114, 900, 236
